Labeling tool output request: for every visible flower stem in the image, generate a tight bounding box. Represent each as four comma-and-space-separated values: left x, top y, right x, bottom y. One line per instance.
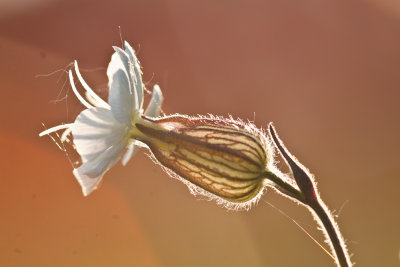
263, 171, 305, 203
265, 168, 352, 266
308, 199, 351, 267
267, 123, 352, 266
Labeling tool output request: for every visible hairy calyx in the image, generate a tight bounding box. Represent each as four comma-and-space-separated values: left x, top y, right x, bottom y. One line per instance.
132, 115, 271, 204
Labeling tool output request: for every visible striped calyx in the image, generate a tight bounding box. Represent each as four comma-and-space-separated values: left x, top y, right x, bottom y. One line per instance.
135, 115, 269, 203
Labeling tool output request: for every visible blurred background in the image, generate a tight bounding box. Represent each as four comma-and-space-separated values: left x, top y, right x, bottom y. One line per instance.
1, 0, 399, 266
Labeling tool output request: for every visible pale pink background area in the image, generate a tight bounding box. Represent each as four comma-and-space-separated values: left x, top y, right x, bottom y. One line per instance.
0, 1, 399, 266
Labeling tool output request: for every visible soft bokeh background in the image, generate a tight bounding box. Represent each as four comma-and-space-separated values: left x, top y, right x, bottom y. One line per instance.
1, 0, 399, 266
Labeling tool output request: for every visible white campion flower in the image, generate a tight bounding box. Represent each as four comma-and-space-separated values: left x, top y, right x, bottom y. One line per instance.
41, 41, 276, 210
40, 41, 163, 196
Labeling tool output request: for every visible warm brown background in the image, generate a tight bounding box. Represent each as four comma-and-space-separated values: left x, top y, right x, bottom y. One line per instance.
1, 0, 399, 266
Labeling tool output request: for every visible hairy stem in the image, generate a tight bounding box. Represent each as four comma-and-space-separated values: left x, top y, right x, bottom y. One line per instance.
266, 168, 352, 266
308, 199, 351, 267
267, 123, 352, 266
263, 171, 305, 203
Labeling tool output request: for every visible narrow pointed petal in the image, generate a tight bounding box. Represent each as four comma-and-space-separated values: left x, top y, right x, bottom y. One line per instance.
39, 123, 73, 136
74, 61, 109, 109
124, 41, 144, 110
121, 142, 140, 166
60, 128, 72, 142
69, 70, 93, 109
85, 91, 110, 109
71, 107, 128, 162
144, 85, 163, 117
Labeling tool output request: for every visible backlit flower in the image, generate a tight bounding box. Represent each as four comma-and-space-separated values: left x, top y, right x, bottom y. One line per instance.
40, 42, 163, 196
41, 41, 275, 209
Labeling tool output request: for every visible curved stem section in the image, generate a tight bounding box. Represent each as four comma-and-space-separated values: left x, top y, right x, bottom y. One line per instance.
308, 199, 351, 267
267, 123, 352, 266
263, 171, 305, 203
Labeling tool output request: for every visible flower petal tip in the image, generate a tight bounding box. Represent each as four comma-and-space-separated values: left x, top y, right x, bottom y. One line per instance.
121, 143, 139, 166
123, 40, 131, 48
73, 168, 103, 197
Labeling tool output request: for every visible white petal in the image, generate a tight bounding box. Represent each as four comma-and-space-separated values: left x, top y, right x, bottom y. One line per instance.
121, 142, 142, 166
124, 41, 144, 110
85, 91, 109, 109
73, 140, 126, 196
60, 128, 72, 142
74, 61, 109, 109
144, 85, 163, 117
69, 70, 93, 109
108, 68, 133, 125
112, 47, 139, 111
71, 107, 128, 162
39, 123, 73, 136
73, 168, 102, 196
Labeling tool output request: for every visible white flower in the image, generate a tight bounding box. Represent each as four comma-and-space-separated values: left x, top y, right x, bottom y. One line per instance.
40, 41, 163, 196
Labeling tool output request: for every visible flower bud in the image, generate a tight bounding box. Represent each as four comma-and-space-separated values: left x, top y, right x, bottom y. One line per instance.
134, 115, 271, 206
